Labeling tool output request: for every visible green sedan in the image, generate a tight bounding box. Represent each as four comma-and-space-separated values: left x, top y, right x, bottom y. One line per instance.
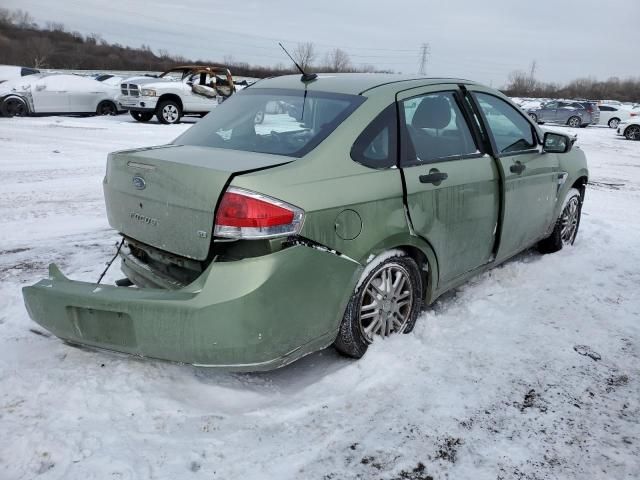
22, 74, 588, 371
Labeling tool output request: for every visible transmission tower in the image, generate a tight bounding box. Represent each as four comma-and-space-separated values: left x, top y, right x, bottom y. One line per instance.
418, 43, 430, 75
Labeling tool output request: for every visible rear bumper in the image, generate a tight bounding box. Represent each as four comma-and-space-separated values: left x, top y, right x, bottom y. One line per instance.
22, 245, 361, 371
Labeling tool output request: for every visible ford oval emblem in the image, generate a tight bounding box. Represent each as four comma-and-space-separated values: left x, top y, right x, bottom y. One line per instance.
132, 175, 146, 190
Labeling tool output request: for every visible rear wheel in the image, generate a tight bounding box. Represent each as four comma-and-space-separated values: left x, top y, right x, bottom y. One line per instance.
157, 100, 182, 124
1, 97, 28, 117
567, 116, 581, 128
96, 100, 117, 116
537, 188, 582, 254
334, 254, 423, 359
624, 125, 640, 140
254, 110, 265, 124
130, 111, 154, 122
608, 117, 620, 129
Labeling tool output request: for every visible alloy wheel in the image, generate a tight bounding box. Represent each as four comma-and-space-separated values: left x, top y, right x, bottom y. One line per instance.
625, 125, 640, 140
568, 116, 580, 128
560, 196, 580, 245
358, 263, 414, 343
162, 104, 179, 123
608, 118, 619, 129
4, 98, 27, 117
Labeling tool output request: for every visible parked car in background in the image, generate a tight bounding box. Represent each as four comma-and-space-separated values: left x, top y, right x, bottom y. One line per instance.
95, 74, 125, 87
598, 104, 637, 128
118, 65, 235, 124
0, 73, 121, 117
527, 100, 599, 127
23, 74, 588, 371
616, 117, 640, 140
0, 65, 40, 84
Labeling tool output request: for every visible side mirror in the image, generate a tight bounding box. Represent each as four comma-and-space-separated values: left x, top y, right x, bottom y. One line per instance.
543, 132, 572, 154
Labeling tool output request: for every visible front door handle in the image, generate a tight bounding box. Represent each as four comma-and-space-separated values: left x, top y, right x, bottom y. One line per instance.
419, 169, 448, 185
510, 162, 526, 175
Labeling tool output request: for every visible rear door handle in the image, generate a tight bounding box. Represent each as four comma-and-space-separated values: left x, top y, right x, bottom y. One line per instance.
510, 162, 526, 174
419, 170, 448, 185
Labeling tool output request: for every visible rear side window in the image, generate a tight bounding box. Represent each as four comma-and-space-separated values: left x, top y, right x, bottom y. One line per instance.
474, 93, 536, 155
599, 105, 616, 111
401, 91, 478, 165
351, 104, 397, 169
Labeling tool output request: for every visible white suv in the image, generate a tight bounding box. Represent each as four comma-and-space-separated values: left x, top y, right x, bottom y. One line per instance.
118, 66, 235, 124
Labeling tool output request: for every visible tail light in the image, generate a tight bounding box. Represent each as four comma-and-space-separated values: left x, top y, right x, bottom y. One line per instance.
631, 112, 638, 117
214, 187, 304, 239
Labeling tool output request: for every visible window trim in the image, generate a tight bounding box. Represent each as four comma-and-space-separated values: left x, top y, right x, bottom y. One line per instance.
398, 89, 483, 168
468, 91, 541, 158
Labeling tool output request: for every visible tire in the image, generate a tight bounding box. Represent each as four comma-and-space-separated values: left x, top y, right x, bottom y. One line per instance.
567, 116, 581, 128
334, 253, 423, 359
1, 96, 28, 117
624, 125, 640, 140
96, 100, 117, 116
254, 110, 265, 124
608, 117, 620, 129
130, 111, 154, 122
529, 113, 538, 123
156, 100, 182, 124
537, 188, 582, 254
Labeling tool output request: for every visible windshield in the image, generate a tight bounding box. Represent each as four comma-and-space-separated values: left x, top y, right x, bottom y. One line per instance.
174, 88, 365, 157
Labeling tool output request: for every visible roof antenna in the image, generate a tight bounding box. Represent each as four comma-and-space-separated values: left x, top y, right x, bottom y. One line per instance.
279, 42, 317, 82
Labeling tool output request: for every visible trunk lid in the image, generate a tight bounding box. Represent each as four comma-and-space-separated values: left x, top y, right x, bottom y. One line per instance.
103, 145, 291, 260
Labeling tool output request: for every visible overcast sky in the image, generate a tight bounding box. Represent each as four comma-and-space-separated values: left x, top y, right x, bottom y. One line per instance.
4, 0, 638, 85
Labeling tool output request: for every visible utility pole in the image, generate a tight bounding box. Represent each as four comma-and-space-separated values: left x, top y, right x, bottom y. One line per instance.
418, 43, 430, 75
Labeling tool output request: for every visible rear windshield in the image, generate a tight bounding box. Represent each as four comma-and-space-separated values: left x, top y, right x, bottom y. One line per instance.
174, 88, 365, 157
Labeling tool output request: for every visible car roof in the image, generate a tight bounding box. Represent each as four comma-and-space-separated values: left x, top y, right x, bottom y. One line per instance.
252, 73, 478, 95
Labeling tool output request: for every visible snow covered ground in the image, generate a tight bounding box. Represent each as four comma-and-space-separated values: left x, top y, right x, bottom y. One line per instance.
0, 115, 639, 480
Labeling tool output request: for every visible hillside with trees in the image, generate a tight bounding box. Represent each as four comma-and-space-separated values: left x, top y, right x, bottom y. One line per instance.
0, 8, 389, 78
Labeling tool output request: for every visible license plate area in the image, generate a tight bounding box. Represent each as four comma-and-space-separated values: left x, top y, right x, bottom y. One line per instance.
67, 307, 137, 348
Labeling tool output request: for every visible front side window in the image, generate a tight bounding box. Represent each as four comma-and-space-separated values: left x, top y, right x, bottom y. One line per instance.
544, 102, 558, 109
474, 93, 536, 155
175, 88, 365, 157
401, 91, 478, 165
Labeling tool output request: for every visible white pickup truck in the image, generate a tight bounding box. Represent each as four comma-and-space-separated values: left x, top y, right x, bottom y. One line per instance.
118, 65, 235, 124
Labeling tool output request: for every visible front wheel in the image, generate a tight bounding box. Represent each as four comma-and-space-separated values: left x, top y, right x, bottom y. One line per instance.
334, 254, 423, 359
624, 125, 640, 140
157, 100, 182, 124
130, 111, 154, 122
567, 116, 581, 128
1, 97, 28, 117
537, 188, 582, 254
529, 113, 538, 123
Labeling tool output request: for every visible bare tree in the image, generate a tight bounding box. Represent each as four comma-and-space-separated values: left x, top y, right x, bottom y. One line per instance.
25, 37, 54, 68
292, 42, 316, 70
324, 48, 351, 72
10, 9, 36, 28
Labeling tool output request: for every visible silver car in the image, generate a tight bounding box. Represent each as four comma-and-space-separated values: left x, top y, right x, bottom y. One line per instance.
527, 100, 599, 128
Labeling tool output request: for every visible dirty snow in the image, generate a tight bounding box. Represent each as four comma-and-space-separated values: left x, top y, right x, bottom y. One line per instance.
0, 115, 639, 480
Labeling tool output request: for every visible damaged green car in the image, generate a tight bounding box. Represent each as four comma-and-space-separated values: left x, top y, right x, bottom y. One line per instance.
23, 74, 588, 371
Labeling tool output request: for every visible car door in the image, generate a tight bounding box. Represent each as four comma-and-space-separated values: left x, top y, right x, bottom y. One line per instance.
67, 76, 106, 113
397, 86, 500, 285
31, 76, 70, 113
539, 101, 558, 123
466, 88, 559, 261
184, 74, 217, 112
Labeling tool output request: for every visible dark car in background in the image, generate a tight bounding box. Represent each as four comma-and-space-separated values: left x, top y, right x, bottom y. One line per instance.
527, 100, 599, 128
